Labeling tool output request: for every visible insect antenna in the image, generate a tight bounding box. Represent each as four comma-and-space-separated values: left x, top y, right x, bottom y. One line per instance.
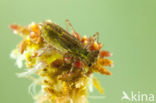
92, 32, 99, 43
65, 19, 76, 33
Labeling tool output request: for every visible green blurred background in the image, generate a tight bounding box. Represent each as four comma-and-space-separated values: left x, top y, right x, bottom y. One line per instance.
0, 0, 156, 103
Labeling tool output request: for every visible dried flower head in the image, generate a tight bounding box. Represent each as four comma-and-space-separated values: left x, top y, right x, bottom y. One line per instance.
10, 20, 113, 103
